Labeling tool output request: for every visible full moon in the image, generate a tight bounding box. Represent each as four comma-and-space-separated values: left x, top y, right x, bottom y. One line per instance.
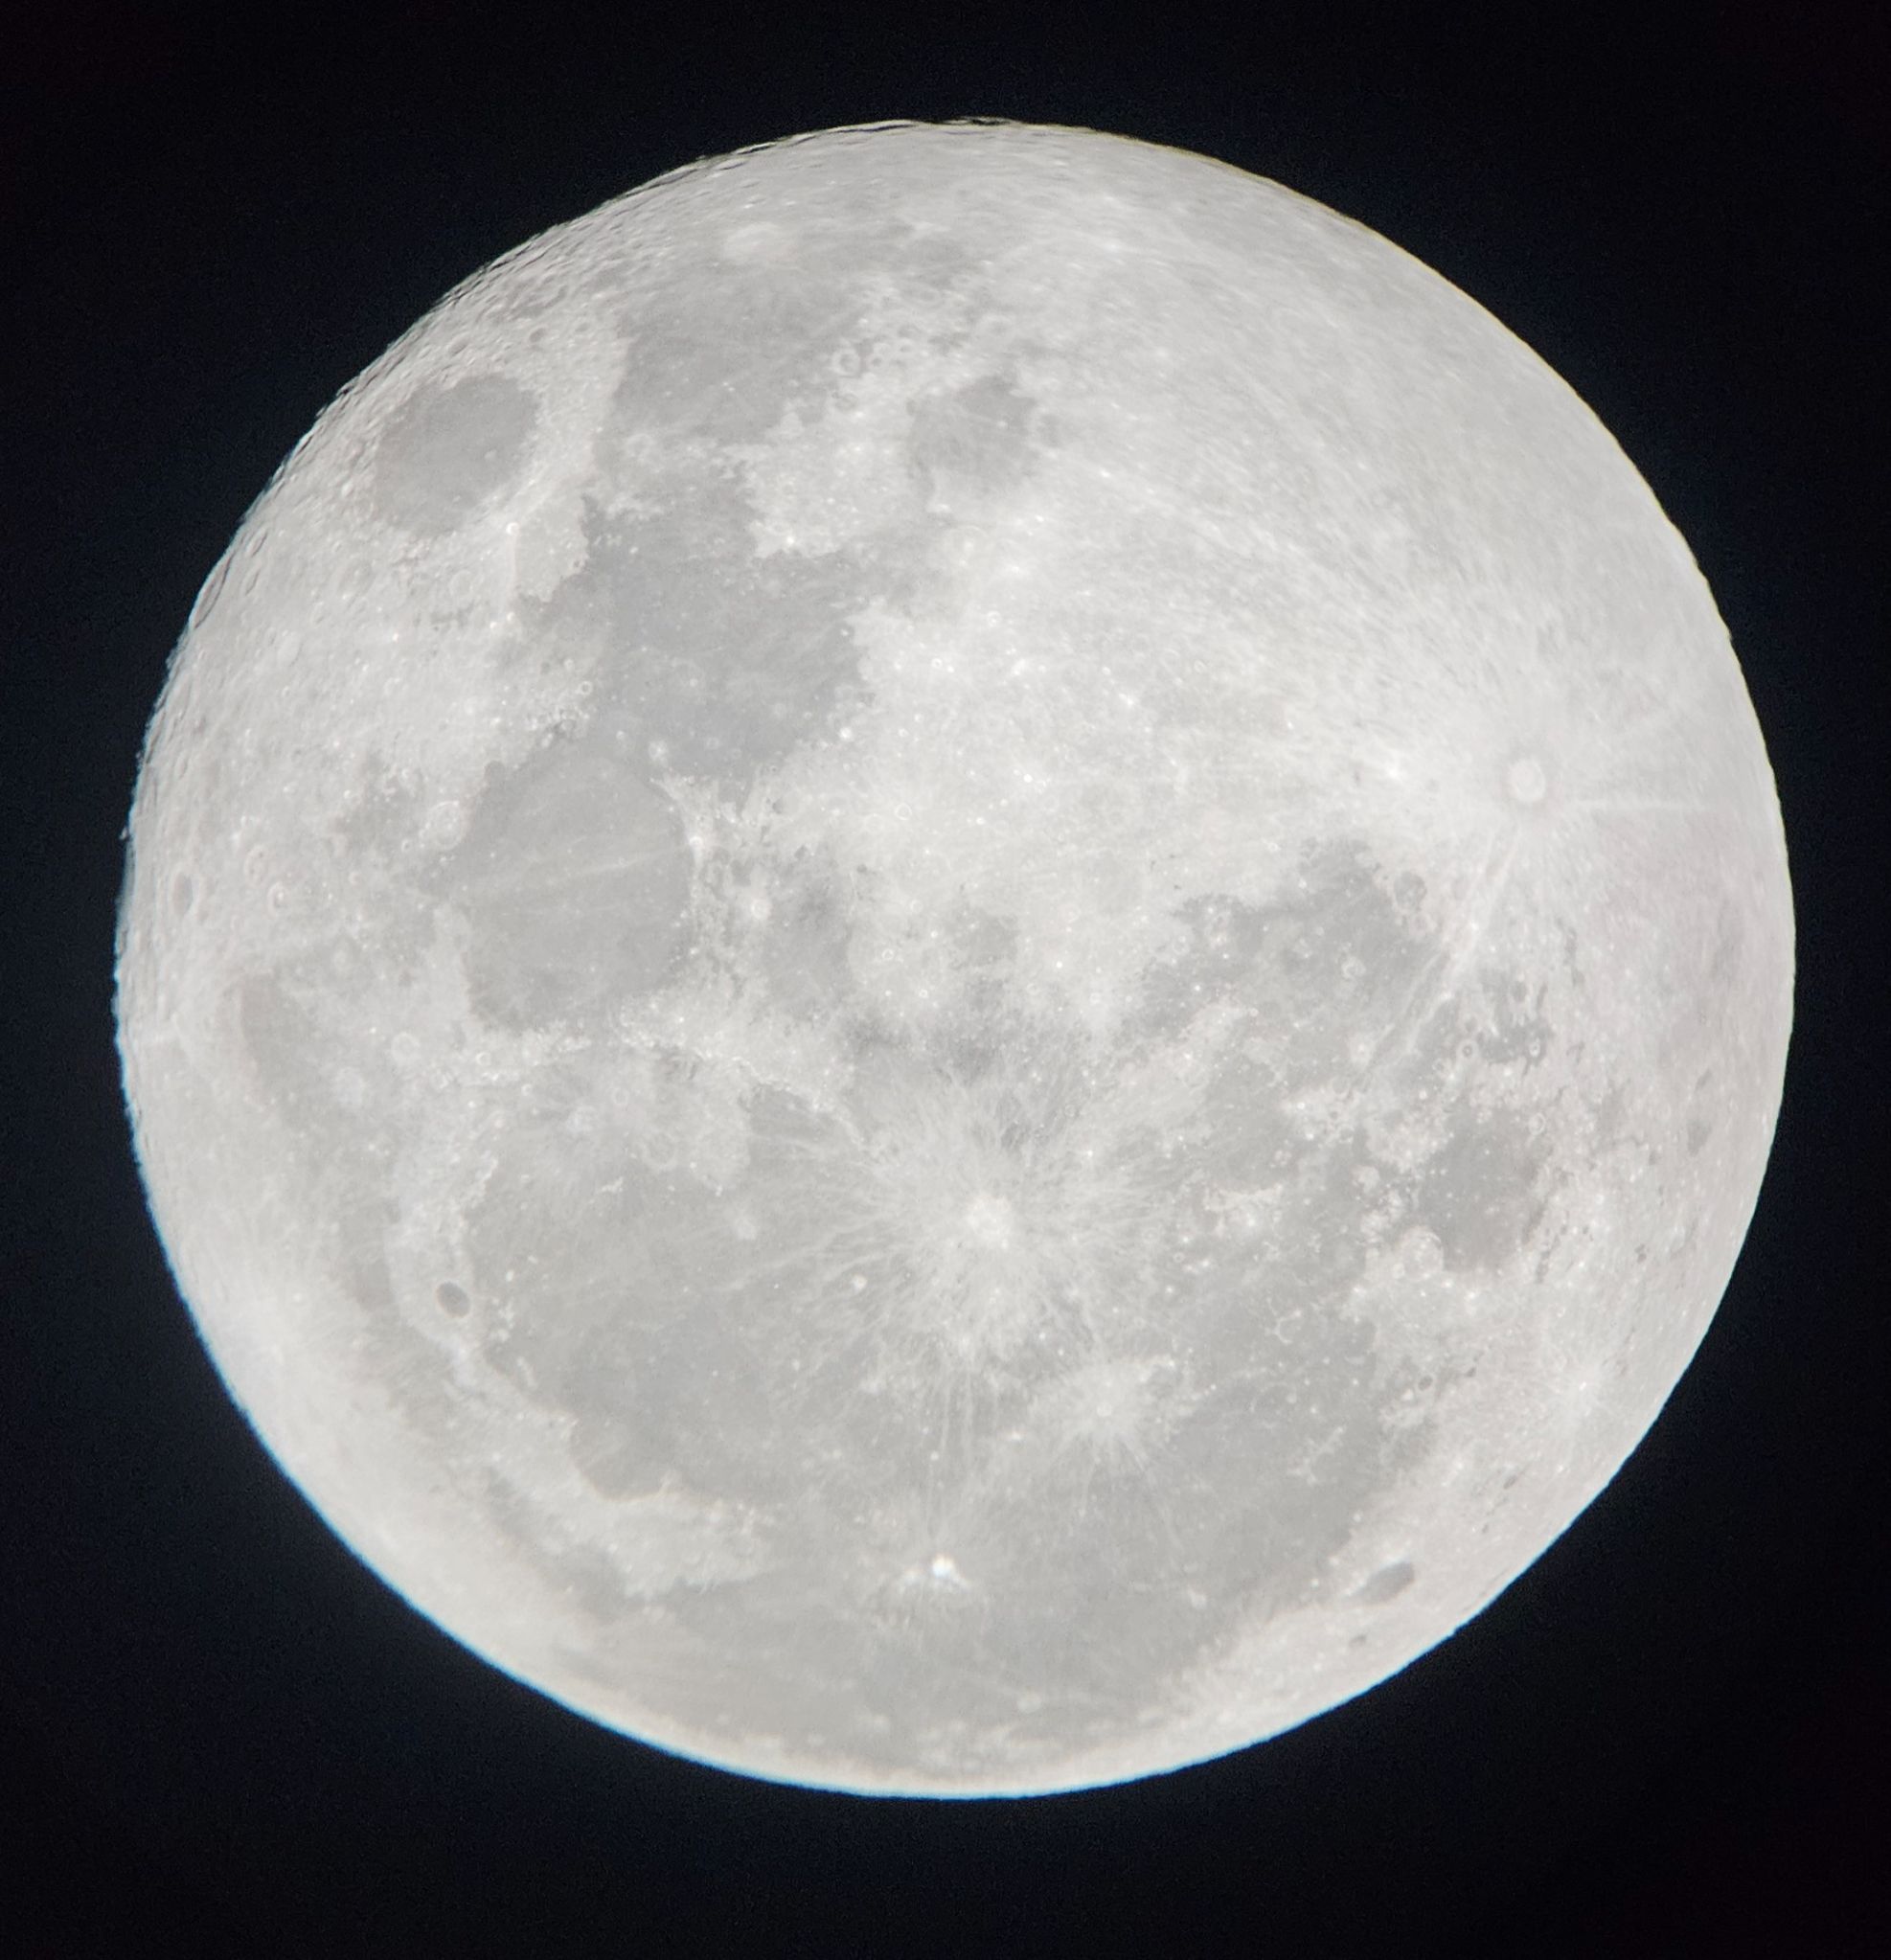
115, 122, 1792, 1795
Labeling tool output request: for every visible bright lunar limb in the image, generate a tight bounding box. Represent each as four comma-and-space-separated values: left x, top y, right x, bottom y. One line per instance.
115, 122, 1793, 1795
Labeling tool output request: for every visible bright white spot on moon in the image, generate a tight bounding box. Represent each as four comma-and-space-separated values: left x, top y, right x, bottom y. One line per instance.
1506, 756, 1548, 805
961, 1192, 1015, 1249
114, 121, 1793, 1799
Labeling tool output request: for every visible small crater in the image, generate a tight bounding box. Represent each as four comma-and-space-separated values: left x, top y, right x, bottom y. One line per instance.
1505, 754, 1548, 806
435, 1280, 471, 1317
170, 871, 195, 917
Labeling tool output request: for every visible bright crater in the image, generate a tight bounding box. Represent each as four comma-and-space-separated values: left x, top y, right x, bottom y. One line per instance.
115, 121, 1792, 1796
962, 1194, 1016, 1250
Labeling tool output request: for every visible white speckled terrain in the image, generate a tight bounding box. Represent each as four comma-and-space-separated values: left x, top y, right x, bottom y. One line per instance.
115, 121, 1792, 1794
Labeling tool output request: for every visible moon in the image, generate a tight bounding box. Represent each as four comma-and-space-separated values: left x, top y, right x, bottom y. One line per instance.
114, 120, 1793, 1796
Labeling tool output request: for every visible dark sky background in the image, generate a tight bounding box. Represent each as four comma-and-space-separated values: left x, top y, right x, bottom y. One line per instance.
3, 4, 1885, 1954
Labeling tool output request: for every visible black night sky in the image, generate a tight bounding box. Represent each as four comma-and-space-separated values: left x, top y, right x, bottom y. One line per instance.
3, 5, 1885, 1954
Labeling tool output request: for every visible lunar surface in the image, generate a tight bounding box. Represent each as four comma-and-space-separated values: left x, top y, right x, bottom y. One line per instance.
115, 121, 1793, 1795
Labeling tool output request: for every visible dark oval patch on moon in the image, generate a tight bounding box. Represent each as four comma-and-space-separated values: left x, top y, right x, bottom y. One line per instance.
1357, 1560, 1416, 1604
371, 372, 537, 536
433, 738, 693, 1029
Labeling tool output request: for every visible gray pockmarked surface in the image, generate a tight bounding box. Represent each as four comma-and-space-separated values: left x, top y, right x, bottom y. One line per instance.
116, 122, 1793, 1794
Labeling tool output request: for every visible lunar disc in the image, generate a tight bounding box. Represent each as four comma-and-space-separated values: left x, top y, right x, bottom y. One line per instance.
115, 120, 1793, 1795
